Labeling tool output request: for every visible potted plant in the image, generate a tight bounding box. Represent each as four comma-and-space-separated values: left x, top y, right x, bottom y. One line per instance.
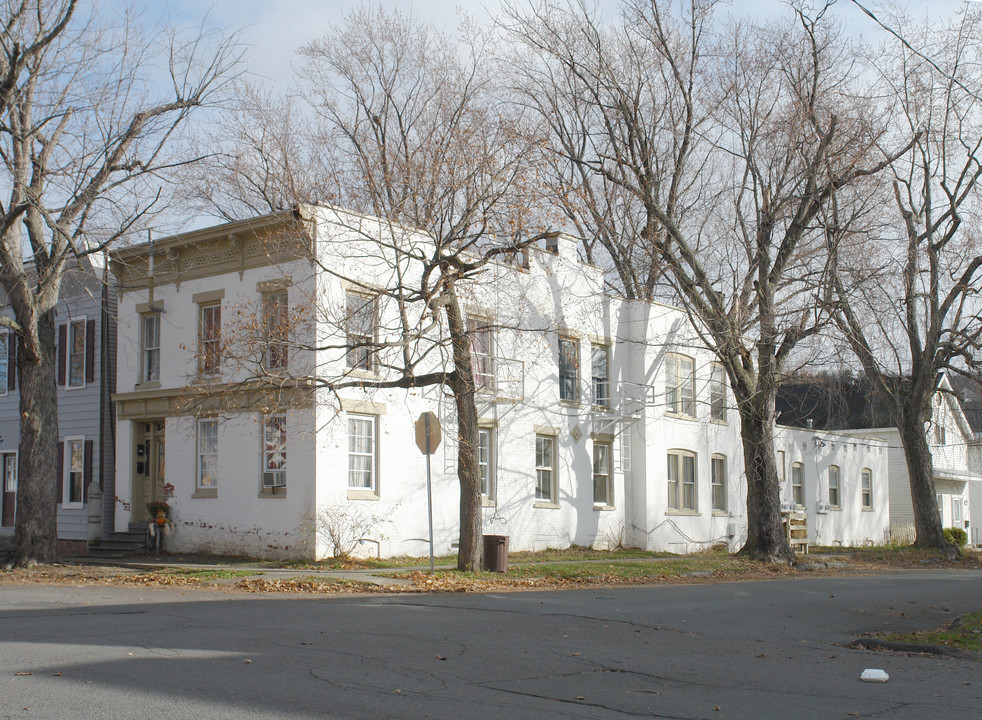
146, 500, 170, 526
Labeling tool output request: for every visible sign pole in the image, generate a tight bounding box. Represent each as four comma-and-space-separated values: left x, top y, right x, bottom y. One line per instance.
424, 413, 435, 574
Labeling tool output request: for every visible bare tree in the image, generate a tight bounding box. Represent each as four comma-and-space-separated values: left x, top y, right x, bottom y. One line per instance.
0, 0, 240, 566
194, 6, 546, 571
829, 6, 982, 556
503, 0, 898, 562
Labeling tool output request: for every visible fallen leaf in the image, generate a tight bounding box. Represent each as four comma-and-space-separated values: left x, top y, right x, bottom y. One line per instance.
755, 654, 766, 658
714, 706, 720, 712
571, 652, 581, 656
52, 672, 62, 677
434, 655, 447, 661
575, 696, 585, 700
244, 659, 252, 664
15, 672, 33, 676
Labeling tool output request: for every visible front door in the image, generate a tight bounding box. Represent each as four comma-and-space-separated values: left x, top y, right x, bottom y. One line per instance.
1, 452, 16, 527
134, 420, 165, 522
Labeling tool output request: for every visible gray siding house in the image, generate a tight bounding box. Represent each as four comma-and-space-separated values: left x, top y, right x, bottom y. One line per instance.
0, 257, 117, 553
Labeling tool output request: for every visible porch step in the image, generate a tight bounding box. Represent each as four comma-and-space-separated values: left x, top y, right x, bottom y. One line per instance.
86, 530, 147, 556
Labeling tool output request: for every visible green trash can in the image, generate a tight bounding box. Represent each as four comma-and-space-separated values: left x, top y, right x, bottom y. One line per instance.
482, 534, 509, 572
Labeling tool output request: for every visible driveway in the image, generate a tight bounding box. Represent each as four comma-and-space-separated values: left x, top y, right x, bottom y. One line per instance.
2, 571, 980, 719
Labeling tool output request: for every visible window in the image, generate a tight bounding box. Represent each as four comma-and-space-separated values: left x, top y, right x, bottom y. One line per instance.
262, 415, 287, 489
828, 465, 840, 507
65, 438, 84, 505
667, 450, 697, 511
791, 462, 804, 506
710, 363, 727, 422
558, 336, 579, 403
666, 354, 695, 417
263, 291, 289, 370
593, 441, 612, 505
348, 414, 377, 492
141, 314, 160, 383
535, 434, 555, 501
479, 427, 494, 499
952, 497, 963, 526
199, 304, 222, 375
592, 344, 609, 408
68, 319, 86, 387
936, 424, 946, 446
0, 332, 7, 395
345, 293, 376, 371
711, 454, 726, 512
468, 317, 494, 392
861, 468, 873, 509
777, 450, 786, 484
3, 453, 15, 494
197, 419, 218, 489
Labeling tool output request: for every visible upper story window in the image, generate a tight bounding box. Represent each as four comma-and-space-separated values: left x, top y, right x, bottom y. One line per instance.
141, 314, 160, 383
861, 468, 873, 509
68, 319, 86, 387
199, 304, 222, 376
0, 332, 7, 395
345, 292, 376, 371
828, 465, 840, 507
263, 291, 289, 371
666, 354, 695, 417
558, 336, 579, 403
468, 317, 494, 392
591, 344, 609, 408
709, 363, 727, 422
57, 318, 93, 389
791, 462, 804, 507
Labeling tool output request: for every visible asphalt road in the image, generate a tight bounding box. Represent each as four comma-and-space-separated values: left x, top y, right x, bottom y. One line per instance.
1, 571, 980, 719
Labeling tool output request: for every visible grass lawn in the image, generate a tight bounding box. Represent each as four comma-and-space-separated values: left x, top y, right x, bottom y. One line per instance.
882, 610, 982, 652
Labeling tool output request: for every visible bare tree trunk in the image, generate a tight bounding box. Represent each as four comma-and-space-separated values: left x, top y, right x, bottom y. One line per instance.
897, 408, 956, 558
445, 291, 482, 572
735, 385, 795, 563
12, 311, 59, 565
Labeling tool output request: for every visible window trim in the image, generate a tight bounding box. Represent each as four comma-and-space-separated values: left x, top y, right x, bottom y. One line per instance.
67, 317, 87, 389
260, 414, 287, 496
861, 467, 873, 510
709, 363, 727, 423
711, 454, 727, 513
665, 353, 696, 418
347, 413, 379, 498
558, 336, 580, 404
198, 302, 222, 376
195, 418, 219, 493
63, 435, 85, 508
140, 313, 161, 385
262, 290, 290, 372
591, 343, 610, 409
2, 451, 16, 494
828, 465, 841, 508
667, 449, 698, 512
345, 292, 378, 373
534, 433, 558, 506
593, 440, 613, 508
479, 425, 495, 503
0, 331, 7, 397
791, 462, 804, 508
468, 316, 495, 394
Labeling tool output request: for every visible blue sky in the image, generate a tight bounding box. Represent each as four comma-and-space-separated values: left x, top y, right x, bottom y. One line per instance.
112, 0, 978, 88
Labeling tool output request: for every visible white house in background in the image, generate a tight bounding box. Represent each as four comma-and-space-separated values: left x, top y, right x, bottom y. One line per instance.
773, 426, 889, 547
109, 206, 887, 560
853, 376, 979, 545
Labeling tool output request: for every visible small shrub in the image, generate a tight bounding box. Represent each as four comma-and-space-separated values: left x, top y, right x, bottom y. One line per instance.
313, 504, 392, 561
943, 527, 968, 547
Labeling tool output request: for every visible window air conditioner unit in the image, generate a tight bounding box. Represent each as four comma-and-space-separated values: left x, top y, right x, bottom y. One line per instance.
816, 502, 831, 514
262, 471, 286, 489
780, 502, 796, 512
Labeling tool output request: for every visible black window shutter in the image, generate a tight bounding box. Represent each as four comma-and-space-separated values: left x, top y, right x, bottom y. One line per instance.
57, 325, 66, 386
83, 440, 93, 503
56, 442, 64, 504
85, 319, 95, 384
